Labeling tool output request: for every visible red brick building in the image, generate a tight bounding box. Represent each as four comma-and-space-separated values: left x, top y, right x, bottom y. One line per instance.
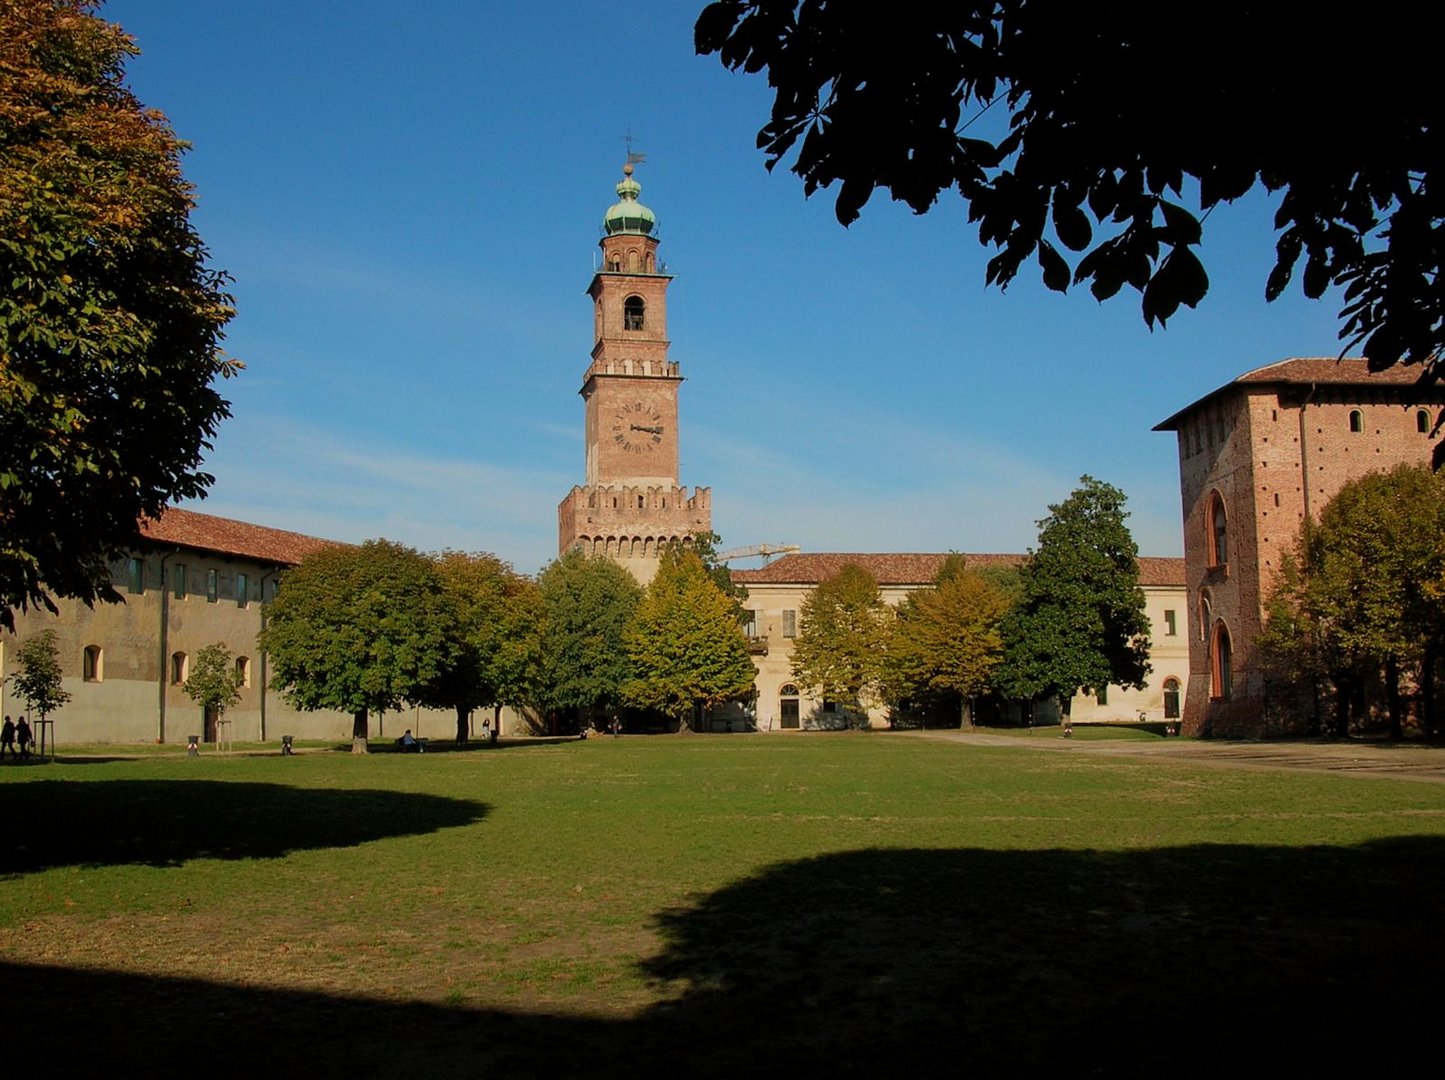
1155, 358, 1445, 736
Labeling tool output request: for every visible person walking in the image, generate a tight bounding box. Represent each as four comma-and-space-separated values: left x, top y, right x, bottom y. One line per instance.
16, 715, 33, 759
1, 716, 15, 762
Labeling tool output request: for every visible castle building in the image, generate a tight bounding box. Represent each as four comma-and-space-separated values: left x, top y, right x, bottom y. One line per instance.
1154, 357, 1445, 736
556, 162, 711, 582
731, 552, 1188, 732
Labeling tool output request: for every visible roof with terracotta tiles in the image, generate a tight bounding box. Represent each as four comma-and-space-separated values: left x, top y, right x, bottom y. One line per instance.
1155, 356, 1440, 430
732, 552, 1184, 587
138, 507, 338, 567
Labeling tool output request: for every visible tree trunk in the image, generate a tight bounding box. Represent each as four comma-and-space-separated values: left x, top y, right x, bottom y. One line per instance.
351, 709, 369, 754
1386, 657, 1404, 740
1422, 644, 1438, 739
455, 705, 471, 746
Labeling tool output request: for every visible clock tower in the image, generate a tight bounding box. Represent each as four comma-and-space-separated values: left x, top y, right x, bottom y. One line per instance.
557, 161, 711, 581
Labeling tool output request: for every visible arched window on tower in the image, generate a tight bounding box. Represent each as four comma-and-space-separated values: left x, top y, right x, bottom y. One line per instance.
623, 295, 645, 331
1419, 409, 1432, 434
1210, 623, 1233, 701
1207, 492, 1228, 567
1349, 409, 1363, 433
608, 253, 621, 272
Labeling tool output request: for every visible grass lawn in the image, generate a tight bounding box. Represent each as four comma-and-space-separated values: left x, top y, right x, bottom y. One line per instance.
3, 732, 1442, 1076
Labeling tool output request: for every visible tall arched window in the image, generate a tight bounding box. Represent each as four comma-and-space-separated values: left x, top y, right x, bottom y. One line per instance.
1207, 492, 1228, 566
235, 656, 251, 688
1198, 588, 1213, 642
1348, 409, 1363, 433
623, 295, 645, 331
170, 651, 188, 686
1210, 623, 1233, 701
83, 645, 103, 683
1419, 409, 1432, 434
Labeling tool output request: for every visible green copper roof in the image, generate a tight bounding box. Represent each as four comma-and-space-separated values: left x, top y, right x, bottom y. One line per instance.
602, 162, 656, 236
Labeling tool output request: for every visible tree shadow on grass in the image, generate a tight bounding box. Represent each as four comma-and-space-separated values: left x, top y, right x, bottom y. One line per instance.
6, 837, 1444, 1075
0, 780, 487, 874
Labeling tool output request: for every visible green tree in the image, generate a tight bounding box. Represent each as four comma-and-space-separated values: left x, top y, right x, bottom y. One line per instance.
883, 555, 1011, 727
696, 2, 1443, 374
691, 531, 750, 623
260, 540, 455, 753
536, 548, 642, 725
790, 562, 893, 720
623, 546, 757, 731
997, 477, 1151, 722
1260, 465, 1445, 737
420, 551, 543, 743
182, 642, 243, 724
1, 0, 239, 629
13, 627, 70, 721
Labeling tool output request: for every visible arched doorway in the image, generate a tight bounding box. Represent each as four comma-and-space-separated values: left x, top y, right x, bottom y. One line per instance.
779, 684, 800, 730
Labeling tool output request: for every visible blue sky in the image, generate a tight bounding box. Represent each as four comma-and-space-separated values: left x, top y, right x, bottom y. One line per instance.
106, 0, 1349, 572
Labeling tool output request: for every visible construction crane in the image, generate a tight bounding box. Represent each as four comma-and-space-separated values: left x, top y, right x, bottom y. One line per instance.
715, 543, 801, 565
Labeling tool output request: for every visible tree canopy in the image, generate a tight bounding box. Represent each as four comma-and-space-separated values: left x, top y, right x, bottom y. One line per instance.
1259, 464, 1445, 737
182, 642, 243, 719
1, 0, 239, 628
883, 555, 1011, 726
997, 477, 1150, 715
419, 551, 542, 740
261, 540, 455, 752
623, 546, 757, 730
536, 548, 642, 721
790, 562, 892, 718
696, 2, 1443, 375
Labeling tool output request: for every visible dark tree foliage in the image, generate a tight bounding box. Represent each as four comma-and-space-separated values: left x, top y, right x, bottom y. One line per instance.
697, 2, 1443, 375
261, 540, 455, 753
1259, 465, 1445, 738
997, 477, 1150, 715
1, 1, 239, 628
418, 552, 542, 741
536, 548, 642, 720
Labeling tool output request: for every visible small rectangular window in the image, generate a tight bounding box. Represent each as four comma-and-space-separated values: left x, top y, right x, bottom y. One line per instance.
127, 557, 144, 595
236, 572, 249, 608
172, 564, 187, 600
1164, 609, 1176, 636
206, 569, 219, 603
743, 610, 758, 637
822, 700, 837, 714
782, 610, 797, 639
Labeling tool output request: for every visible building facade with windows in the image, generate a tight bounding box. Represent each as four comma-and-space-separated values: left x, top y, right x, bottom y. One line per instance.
731, 552, 1187, 732
1154, 357, 1445, 736
0, 508, 454, 745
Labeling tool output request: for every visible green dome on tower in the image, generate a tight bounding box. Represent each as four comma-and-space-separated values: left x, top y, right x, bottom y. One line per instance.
602, 162, 657, 236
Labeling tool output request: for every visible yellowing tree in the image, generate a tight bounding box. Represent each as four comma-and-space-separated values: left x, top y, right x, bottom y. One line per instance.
1, 0, 239, 628
623, 546, 756, 732
884, 555, 1011, 727
790, 563, 893, 721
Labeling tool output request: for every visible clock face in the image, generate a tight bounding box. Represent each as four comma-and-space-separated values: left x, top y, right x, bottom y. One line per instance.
612, 402, 664, 453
